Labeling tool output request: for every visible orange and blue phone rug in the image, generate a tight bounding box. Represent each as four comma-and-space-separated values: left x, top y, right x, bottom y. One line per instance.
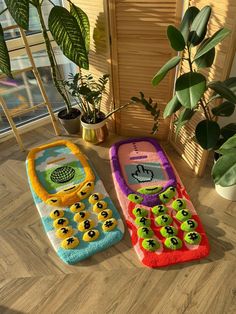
110, 137, 210, 267
26, 140, 124, 264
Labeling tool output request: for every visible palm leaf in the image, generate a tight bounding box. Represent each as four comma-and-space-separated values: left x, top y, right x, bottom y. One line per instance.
48, 6, 89, 69
0, 24, 12, 77
70, 3, 90, 53
4, 0, 29, 30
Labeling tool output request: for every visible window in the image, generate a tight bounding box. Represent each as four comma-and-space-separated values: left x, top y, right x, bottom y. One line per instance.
0, 1, 74, 134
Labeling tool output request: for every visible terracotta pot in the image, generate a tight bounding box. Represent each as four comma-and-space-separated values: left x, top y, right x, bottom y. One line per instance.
58, 108, 81, 134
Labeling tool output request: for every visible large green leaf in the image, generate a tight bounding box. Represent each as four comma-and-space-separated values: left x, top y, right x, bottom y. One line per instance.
208, 81, 236, 104
0, 24, 12, 77
167, 25, 185, 51
163, 95, 182, 119
70, 3, 90, 53
194, 38, 215, 68
209, 77, 236, 102
4, 0, 29, 30
195, 120, 220, 150
221, 123, 236, 140
194, 28, 230, 60
189, 6, 211, 46
218, 134, 236, 155
211, 101, 235, 117
175, 108, 195, 136
48, 6, 88, 69
30, 0, 40, 6
152, 56, 181, 86
180, 6, 199, 43
175, 72, 206, 109
212, 152, 236, 186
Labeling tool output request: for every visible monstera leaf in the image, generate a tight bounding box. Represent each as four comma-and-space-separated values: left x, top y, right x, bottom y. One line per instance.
70, 3, 90, 53
0, 24, 12, 77
4, 0, 30, 30
48, 6, 89, 69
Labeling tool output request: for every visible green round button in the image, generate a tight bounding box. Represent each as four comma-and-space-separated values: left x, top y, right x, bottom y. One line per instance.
176, 209, 192, 222
159, 186, 176, 204
184, 231, 201, 245
172, 198, 186, 211
164, 236, 182, 250
160, 225, 178, 238
142, 238, 160, 251
135, 217, 151, 227
132, 207, 148, 217
155, 214, 173, 226
137, 227, 154, 239
181, 219, 198, 232
128, 194, 143, 204
152, 205, 168, 216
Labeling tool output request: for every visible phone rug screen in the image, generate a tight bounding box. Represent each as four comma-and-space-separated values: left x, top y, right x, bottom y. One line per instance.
110, 137, 210, 268
26, 140, 124, 264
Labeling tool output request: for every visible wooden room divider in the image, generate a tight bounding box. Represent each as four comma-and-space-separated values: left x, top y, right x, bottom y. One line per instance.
107, 0, 183, 139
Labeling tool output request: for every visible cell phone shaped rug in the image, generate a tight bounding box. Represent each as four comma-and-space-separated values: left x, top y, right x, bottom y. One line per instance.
110, 137, 210, 267
26, 140, 124, 264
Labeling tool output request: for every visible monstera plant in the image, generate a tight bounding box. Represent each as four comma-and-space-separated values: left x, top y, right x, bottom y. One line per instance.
151, 5, 236, 196
0, 0, 90, 133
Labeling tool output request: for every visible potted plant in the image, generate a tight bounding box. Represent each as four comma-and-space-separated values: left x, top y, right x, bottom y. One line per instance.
148, 5, 236, 199
64, 72, 161, 143
212, 134, 236, 200
0, 0, 90, 134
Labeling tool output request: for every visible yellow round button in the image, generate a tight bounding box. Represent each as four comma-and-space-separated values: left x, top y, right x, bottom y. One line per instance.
83, 229, 100, 242
74, 211, 90, 223
61, 236, 79, 249
89, 193, 104, 204
70, 202, 85, 213
98, 209, 113, 221
49, 209, 64, 220
56, 226, 73, 239
102, 218, 117, 232
93, 200, 107, 213
53, 217, 69, 229
78, 219, 95, 232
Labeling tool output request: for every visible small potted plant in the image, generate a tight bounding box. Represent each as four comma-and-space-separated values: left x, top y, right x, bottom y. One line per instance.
212, 134, 236, 200
0, 1, 90, 134
64, 72, 161, 143
149, 5, 236, 199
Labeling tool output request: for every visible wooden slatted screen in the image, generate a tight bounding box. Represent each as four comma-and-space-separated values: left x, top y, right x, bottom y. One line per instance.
73, 0, 115, 130
108, 0, 183, 139
169, 0, 236, 175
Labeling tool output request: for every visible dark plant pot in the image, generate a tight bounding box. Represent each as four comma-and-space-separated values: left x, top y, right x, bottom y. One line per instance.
58, 108, 81, 134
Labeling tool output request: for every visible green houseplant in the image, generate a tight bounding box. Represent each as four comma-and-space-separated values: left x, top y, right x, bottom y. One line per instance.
150, 5, 236, 198
0, 0, 90, 134
64, 72, 161, 143
212, 134, 236, 200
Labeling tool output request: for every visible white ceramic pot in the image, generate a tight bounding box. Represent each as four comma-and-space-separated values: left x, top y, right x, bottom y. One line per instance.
215, 184, 236, 201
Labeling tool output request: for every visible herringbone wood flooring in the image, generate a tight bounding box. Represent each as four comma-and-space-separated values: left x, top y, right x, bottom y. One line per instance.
0, 124, 235, 314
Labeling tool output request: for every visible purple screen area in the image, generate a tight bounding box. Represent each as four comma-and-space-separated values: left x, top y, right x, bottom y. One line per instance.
110, 137, 177, 207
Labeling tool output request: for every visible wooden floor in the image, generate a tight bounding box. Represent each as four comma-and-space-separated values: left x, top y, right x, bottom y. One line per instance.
0, 124, 235, 314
